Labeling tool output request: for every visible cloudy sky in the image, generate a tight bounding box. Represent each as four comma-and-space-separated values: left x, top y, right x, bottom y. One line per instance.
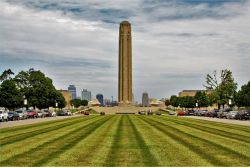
1, 0, 250, 102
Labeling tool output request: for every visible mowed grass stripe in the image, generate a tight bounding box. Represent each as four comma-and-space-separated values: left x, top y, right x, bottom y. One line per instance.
151, 116, 250, 165
159, 116, 250, 144
0, 116, 101, 161
127, 115, 159, 166
0, 116, 98, 147
0, 116, 111, 166
140, 116, 250, 166
44, 116, 120, 166
155, 117, 250, 157
0, 116, 83, 135
168, 116, 250, 137
177, 116, 250, 132
104, 115, 124, 166
33, 116, 114, 167
104, 115, 158, 166
133, 116, 211, 166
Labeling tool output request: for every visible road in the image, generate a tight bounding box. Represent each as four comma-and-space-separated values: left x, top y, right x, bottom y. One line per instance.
0, 115, 81, 129
185, 116, 250, 126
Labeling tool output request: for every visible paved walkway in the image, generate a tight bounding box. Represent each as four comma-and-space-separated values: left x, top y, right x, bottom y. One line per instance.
185, 116, 250, 126
0, 115, 81, 129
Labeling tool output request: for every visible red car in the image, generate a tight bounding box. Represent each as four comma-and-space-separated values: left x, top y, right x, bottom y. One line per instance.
84, 111, 90, 115
27, 110, 38, 118
177, 111, 186, 116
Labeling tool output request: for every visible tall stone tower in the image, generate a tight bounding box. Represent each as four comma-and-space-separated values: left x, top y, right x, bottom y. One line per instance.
118, 21, 132, 106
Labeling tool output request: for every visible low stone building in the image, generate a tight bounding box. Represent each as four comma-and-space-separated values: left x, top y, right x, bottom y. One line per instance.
58, 90, 72, 109
179, 90, 212, 97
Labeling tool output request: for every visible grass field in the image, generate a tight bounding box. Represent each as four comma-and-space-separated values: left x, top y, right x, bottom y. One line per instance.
0, 115, 249, 167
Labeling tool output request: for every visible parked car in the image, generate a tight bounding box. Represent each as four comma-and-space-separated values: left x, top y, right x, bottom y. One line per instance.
147, 110, 153, 115
200, 110, 208, 116
186, 110, 195, 116
8, 112, 20, 121
51, 111, 56, 117
42, 109, 52, 117
177, 111, 186, 116
194, 110, 199, 116
15, 110, 28, 119
235, 110, 250, 120
67, 111, 72, 116
194, 110, 207, 116
0, 110, 8, 122
57, 110, 68, 116
217, 108, 232, 118
168, 111, 176, 115
209, 109, 220, 118
37, 111, 46, 118
226, 111, 238, 119
156, 111, 162, 115
139, 111, 146, 115
84, 111, 90, 115
27, 110, 38, 118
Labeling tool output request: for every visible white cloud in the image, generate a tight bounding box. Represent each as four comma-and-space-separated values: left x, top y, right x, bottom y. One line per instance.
1, 0, 250, 102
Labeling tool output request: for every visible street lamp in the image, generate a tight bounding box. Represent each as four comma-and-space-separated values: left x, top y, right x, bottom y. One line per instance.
229, 99, 232, 108
55, 102, 58, 111
196, 101, 199, 110
23, 95, 28, 110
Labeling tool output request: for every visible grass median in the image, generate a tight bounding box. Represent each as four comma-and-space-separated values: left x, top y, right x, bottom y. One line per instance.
0, 115, 249, 166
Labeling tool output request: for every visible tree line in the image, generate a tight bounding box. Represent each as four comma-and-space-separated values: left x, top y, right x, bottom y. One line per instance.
0, 68, 66, 110
166, 69, 250, 109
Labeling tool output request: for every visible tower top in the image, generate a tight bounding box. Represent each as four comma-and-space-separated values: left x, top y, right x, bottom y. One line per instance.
120, 21, 131, 25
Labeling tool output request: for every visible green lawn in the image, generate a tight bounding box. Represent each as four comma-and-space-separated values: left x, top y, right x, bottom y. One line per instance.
0, 115, 249, 166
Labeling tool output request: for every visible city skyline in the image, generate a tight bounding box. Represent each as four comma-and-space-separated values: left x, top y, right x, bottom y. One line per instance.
1, 0, 250, 102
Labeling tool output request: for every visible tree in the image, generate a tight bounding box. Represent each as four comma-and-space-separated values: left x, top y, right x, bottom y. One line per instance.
194, 91, 209, 107
207, 91, 219, 106
54, 91, 66, 109
70, 99, 82, 108
165, 99, 171, 106
179, 96, 195, 109
0, 80, 23, 110
81, 100, 88, 106
235, 81, 250, 107
170, 95, 179, 108
204, 69, 237, 109
14, 69, 64, 109
0, 69, 14, 82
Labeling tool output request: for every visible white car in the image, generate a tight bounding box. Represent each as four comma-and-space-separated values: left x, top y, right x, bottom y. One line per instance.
0, 110, 8, 122
51, 111, 56, 117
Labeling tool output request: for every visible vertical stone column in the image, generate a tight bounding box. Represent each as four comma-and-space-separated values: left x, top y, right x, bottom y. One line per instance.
118, 21, 132, 105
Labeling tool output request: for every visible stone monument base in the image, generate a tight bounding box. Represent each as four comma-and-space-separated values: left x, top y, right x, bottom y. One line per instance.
91, 106, 161, 115
118, 101, 133, 107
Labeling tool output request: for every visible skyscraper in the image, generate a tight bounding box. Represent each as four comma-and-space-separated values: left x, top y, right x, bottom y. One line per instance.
82, 89, 91, 101
142, 92, 149, 107
96, 94, 104, 106
68, 85, 77, 100
118, 21, 132, 106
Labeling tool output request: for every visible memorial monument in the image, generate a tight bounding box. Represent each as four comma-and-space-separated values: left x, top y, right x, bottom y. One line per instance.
118, 21, 132, 106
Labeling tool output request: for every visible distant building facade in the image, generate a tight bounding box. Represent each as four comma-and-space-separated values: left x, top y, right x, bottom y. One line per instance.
142, 92, 149, 107
58, 90, 72, 109
179, 90, 211, 97
82, 89, 91, 101
104, 98, 111, 106
96, 94, 104, 106
68, 85, 77, 100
